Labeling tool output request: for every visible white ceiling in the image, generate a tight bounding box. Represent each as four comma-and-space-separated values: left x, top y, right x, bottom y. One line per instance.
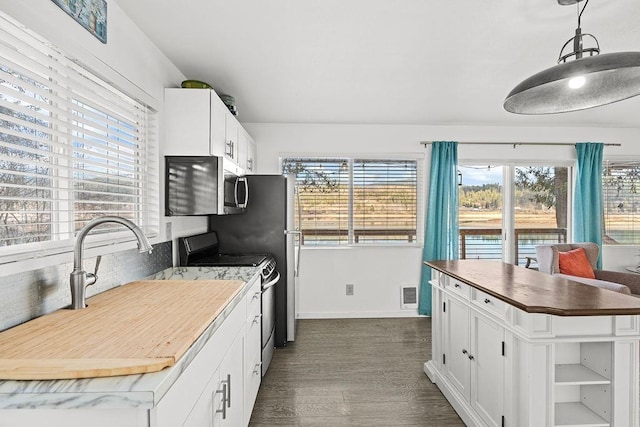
119, 0, 640, 127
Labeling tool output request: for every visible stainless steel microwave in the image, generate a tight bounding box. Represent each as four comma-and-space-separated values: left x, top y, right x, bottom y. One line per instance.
165, 156, 248, 216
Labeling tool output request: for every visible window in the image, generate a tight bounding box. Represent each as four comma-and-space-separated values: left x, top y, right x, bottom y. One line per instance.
458, 164, 570, 265
283, 158, 418, 245
0, 13, 158, 257
603, 161, 640, 244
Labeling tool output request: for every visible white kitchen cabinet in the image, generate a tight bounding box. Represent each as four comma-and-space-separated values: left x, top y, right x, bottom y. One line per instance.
443, 293, 470, 399
245, 133, 257, 174
224, 109, 239, 164
182, 331, 244, 427
164, 88, 227, 157
470, 311, 504, 427
426, 264, 640, 427
442, 289, 504, 427
164, 88, 255, 176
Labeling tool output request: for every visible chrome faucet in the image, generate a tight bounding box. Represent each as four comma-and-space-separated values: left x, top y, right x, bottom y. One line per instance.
69, 216, 153, 309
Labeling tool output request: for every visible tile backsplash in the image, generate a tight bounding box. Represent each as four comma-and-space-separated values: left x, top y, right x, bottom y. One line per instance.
0, 241, 172, 332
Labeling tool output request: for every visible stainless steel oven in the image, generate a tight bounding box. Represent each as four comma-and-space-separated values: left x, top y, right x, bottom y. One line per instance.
178, 231, 277, 375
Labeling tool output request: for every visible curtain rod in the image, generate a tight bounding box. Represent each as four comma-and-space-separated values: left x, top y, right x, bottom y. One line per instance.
419, 141, 621, 147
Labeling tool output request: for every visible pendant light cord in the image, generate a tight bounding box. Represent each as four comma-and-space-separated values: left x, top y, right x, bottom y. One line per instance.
577, 0, 589, 28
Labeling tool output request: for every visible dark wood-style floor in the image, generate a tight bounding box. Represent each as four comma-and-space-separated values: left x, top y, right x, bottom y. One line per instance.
249, 317, 464, 426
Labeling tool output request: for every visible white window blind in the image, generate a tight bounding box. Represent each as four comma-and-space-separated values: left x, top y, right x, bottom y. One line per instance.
0, 13, 158, 256
283, 158, 418, 245
353, 159, 417, 243
603, 161, 640, 244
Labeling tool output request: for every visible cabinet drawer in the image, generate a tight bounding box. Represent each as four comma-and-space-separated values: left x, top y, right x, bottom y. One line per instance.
246, 308, 262, 360
244, 348, 262, 425
444, 279, 470, 299
471, 288, 506, 319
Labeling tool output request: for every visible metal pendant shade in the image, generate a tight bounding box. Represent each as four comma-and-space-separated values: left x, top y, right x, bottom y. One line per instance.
504, 52, 640, 114
504, 0, 640, 115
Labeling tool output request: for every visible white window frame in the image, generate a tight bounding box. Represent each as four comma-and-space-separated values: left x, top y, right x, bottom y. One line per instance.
280, 153, 424, 248
458, 160, 574, 265
0, 12, 159, 273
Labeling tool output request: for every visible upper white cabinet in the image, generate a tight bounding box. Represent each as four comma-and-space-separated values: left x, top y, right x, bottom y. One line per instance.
164, 88, 256, 174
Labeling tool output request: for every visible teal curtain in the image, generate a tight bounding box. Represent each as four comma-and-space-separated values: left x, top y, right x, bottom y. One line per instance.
419, 141, 459, 316
574, 142, 603, 268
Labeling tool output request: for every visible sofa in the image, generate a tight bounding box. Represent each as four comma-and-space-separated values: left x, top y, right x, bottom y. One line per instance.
535, 242, 640, 296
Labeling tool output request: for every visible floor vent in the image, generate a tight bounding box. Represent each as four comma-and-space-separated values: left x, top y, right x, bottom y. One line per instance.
401, 285, 418, 309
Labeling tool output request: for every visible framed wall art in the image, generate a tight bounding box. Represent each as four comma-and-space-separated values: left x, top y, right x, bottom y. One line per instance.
52, 0, 107, 44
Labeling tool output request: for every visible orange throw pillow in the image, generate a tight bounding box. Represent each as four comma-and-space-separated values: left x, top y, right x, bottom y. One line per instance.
558, 248, 596, 279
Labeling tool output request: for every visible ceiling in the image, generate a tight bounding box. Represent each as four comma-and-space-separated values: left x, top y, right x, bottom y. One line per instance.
119, 0, 640, 127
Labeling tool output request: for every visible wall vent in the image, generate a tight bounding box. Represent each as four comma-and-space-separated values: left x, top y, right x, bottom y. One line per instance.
401, 285, 418, 309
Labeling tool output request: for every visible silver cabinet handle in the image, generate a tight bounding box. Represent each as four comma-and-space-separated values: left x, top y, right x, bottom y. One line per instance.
468, 354, 475, 361
484, 298, 491, 304
215, 382, 227, 419
253, 314, 262, 324
462, 349, 468, 355
226, 373, 231, 408
253, 362, 262, 375
252, 291, 261, 300
454, 283, 461, 288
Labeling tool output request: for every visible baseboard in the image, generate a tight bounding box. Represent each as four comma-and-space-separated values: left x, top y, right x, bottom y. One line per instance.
297, 311, 428, 319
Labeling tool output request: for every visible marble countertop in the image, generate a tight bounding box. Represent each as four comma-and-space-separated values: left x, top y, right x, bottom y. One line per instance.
0, 266, 261, 410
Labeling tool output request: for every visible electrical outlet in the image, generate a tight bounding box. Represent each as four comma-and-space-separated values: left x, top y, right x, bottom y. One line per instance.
346, 284, 354, 296
165, 222, 172, 240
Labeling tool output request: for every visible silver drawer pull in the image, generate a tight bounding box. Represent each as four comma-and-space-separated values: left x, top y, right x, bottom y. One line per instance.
253, 362, 262, 375
462, 349, 468, 355
484, 298, 491, 304
253, 314, 262, 324
454, 283, 461, 288
252, 291, 261, 300
215, 382, 227, 419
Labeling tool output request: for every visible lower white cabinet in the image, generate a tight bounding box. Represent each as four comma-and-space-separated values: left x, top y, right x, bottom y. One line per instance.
442, 292, 504, 427
426, 269, 640, 427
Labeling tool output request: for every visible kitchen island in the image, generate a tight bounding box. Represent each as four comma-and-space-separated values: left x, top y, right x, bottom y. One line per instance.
425, 260, 640, 427
0, 266, 263, 426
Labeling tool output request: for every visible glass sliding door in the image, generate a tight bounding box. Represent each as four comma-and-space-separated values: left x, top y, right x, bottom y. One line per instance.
458, 163, 570, 266
458, 165, 504, 261
514, 166, 569, 266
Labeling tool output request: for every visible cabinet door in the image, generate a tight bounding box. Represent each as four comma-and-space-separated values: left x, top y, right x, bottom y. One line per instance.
224, 112, 239, 163
470, 312, 504, 427
443, 294, 470, 400
217, 331, 244, 426
246, 135, 256, 174
210, 93, 228, 157
183, 369, 221, 427
164, 88, 212, 156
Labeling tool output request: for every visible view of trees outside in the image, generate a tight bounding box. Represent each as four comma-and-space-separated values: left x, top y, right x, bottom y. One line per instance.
458, 165, 568, 264
0, 68, 53, 247
0, 66, 143, 248
603, 162, 640, 244
283, 158, 417, 245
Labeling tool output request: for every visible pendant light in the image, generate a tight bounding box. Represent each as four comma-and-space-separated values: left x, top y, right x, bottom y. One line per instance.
503, 0, 640, 115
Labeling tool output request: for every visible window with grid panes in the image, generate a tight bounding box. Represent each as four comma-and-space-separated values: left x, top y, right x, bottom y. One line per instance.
603, 161, 640, 244
0, 12, 158, 259
283, 158, 418, 245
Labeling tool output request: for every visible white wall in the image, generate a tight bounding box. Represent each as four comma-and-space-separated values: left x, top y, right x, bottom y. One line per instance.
0, 1, 208, 270
245, 123, 640, 318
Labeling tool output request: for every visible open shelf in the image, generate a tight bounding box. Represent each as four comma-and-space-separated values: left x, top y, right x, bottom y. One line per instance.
555, 402, 609, 427
555, 364, 611, 386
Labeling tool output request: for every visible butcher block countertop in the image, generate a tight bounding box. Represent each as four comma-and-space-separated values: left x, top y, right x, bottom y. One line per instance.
426, 259, 640, 316
0, 265, 261, 410
0, 279, 244, 380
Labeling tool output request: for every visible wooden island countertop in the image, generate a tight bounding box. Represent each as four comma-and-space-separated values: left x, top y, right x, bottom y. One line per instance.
426, 259, 640, 316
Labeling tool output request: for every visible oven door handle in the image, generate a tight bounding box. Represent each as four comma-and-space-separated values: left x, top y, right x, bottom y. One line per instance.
262, 272, 281, 291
